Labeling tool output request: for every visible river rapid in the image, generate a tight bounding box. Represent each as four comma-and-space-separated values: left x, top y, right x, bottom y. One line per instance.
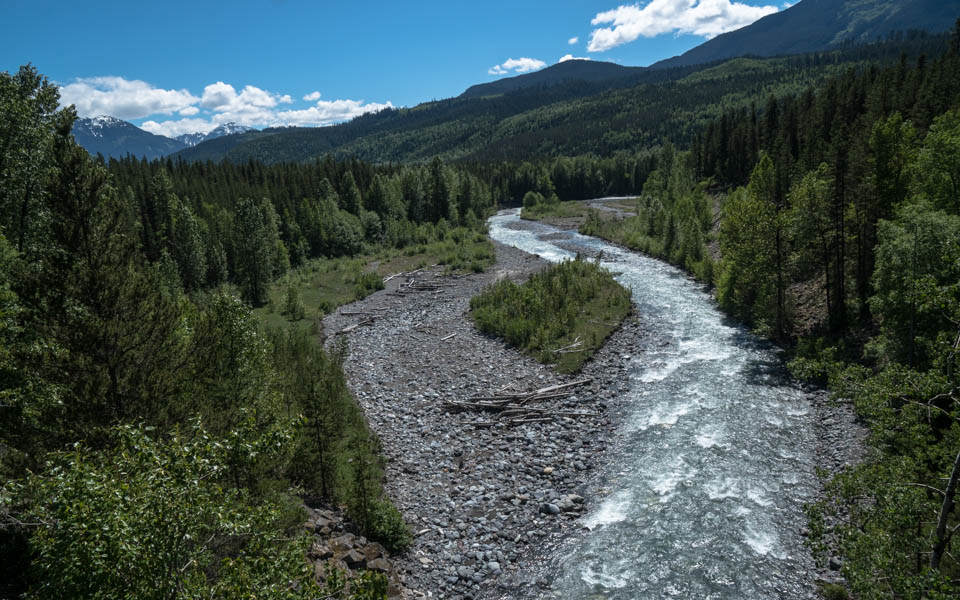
488, 209, 820, 600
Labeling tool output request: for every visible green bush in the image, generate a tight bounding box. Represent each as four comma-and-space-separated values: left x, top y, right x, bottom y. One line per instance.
367, 500, 413, 554
470, 257, 631, 372
818, 583, 849, 600
353, 270, 385, 300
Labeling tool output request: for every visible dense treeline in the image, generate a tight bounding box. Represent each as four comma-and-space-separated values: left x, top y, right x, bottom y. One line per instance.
102, 154, 493, 304
466, 151, 660, 205
0, 66, 428, 599
578, 143, 716, 284
694, 30, 960, 338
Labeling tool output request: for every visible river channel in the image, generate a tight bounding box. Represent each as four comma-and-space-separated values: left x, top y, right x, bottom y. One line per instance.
487, 208, 819, 599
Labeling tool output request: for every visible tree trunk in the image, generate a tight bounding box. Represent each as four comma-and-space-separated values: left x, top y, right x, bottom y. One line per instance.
930, 449, 960, 570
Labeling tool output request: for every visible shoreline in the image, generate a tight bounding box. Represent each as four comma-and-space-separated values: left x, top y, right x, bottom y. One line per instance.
322, 240, 638, 598
322, 218, 867, 599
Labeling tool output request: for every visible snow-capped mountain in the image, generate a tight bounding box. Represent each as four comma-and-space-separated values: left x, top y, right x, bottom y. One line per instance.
175, 123, 254, 147
72, 116, 188, 160
174, 123, 254, 147
71, 117, 256, 161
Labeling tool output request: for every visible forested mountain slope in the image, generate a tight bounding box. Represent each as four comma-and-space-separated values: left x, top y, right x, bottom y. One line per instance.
652, 0, 960, 69
174, 35, 944, 165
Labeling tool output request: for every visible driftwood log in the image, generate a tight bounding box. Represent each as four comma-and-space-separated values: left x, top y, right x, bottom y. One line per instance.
447, 379, 594, 426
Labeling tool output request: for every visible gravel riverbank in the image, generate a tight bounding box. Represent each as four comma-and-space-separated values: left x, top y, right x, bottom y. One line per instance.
322, 239, 640, 598
323, 222, 867, 599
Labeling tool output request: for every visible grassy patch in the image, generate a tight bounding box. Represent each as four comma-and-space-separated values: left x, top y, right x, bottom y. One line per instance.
521, 199, 590, 222
253, 231, 495, 332
470, 256, 631, 373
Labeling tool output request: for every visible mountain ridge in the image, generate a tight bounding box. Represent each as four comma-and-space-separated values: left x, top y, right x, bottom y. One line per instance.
71, 117, 255, 160
651, 0, 960, 69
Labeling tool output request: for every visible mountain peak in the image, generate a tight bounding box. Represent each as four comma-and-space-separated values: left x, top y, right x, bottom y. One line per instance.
460, 59, 645, 99
174, 123, 255, 147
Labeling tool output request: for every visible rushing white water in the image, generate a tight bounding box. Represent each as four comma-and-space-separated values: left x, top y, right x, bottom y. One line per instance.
488, 209, 819, 600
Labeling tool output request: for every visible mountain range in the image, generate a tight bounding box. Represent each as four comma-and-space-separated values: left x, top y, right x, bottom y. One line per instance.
71, 117, 253, 160
68, 0, 959, 164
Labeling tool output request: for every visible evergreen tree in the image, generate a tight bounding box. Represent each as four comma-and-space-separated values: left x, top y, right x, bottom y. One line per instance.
233, 197, 275, 306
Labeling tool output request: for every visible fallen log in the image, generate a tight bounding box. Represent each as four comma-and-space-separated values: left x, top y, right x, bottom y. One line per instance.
530, 379, 592, 396
335, 318, 374, 335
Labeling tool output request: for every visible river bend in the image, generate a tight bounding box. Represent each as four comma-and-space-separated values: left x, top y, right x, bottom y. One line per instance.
488, 209, 819, 600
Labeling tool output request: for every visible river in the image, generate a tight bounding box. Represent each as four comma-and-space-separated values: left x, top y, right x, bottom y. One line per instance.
487, 208, 819, 599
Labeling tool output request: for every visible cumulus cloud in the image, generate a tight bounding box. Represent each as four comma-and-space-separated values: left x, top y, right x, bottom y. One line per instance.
194, 82, 305, 127
63, 75, 393, 136
277, 99, 395, 127
488, 57, 547, 76
200, 81, 287, 112
559, 54, 591, 63
568, 36, 579, 45
587, 0, 779, 52
59, 76, 199, 120
141, 118, 218, 138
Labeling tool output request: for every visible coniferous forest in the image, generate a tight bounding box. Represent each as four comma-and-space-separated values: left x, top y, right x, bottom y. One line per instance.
1, 13, 960, 600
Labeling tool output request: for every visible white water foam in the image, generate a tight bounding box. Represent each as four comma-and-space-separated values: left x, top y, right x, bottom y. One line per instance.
695, 424, 727, 448
649, 456, 695, 501
747, 487, 773, 507
641, 403, 692, 430
706, 477, 740, 501
743, 522, 785, 558
581, 563, 629, 589
583, 491, 631, 530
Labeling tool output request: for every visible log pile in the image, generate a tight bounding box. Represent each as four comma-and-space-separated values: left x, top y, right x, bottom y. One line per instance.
334, 307, 388, 335
445, 379, 595, 427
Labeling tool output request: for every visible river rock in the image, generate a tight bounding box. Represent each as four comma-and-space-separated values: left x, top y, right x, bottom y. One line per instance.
539, 502, 561, 515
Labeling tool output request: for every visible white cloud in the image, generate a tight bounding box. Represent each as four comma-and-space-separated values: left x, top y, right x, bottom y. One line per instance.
487, 57, 547, 76
141, 118, 219, 138
587, 0, 779, 52
568, 36, 580, 45
277, 99, 395, 127
559, 54, 591, 63
200, 81, 287, 112
59, 76, 199, 120
62, 75, 394, 136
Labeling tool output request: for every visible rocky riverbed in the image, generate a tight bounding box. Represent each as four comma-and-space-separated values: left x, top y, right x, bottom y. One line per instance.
322, 240, 641, 598
321, 223, 868, 599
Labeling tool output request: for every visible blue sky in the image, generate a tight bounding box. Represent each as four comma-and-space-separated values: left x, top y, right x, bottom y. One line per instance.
1, 0, 789, 137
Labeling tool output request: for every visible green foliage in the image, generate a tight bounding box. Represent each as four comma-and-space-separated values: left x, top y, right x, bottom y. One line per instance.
353, 270, 385, 300
10, 422, 321, 600
818, 583, 849, 600
0, 65, 70, 254
914, 109, 960, 213
470, 256, 631, 373
269, 329, 410, 552
717, 154, 789, 336
869, 203, 960, 369
284, 282, 306, 321
579, 148, 716, 285
366, 499, 413, 555
235, 197, 283, 306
